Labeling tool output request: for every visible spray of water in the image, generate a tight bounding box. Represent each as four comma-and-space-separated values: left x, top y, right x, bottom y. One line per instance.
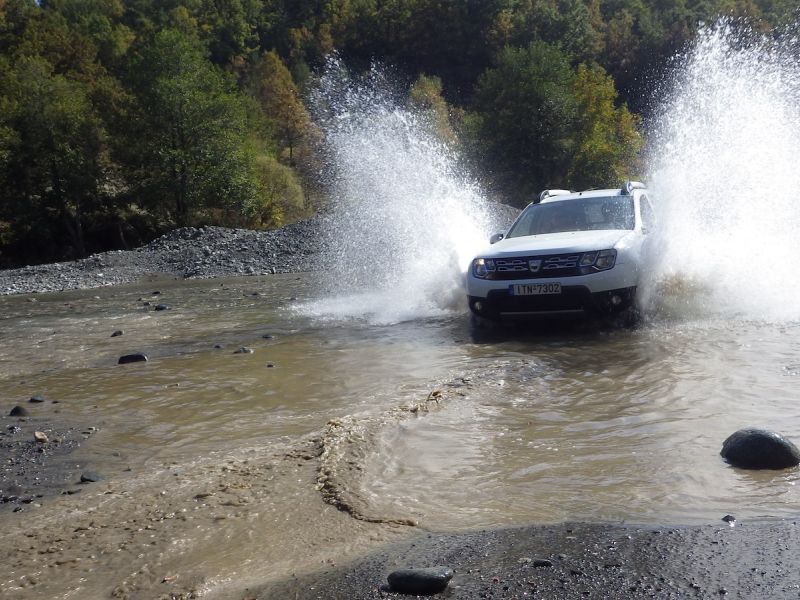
301, 61, 497, 324
645, 21, 800, 320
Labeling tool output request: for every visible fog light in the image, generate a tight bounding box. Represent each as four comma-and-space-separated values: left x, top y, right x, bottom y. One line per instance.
611, 294, 622, 306
474, 301, 484, 311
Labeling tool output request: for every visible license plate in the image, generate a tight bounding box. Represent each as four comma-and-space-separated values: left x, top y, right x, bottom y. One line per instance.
510, 283, 562, 296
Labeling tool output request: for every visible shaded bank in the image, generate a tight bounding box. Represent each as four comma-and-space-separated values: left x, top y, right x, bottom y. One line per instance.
0, 203, 519, 296
259, 518, 800, 599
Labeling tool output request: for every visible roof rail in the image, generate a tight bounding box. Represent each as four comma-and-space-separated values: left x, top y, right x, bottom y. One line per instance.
538, 189, 572, 203
622, 180, 646, 195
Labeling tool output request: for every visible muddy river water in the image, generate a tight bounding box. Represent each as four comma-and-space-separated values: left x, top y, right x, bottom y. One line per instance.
2, 273, 800, 598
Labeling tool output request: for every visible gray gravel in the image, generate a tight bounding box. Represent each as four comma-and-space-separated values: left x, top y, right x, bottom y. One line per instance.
260, 519, 800, 599
0, 204, 519, 295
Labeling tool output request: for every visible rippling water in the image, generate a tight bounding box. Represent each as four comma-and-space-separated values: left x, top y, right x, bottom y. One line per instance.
2, 275, 799, 532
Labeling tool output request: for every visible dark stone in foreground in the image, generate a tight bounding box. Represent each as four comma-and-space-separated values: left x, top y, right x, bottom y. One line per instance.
387, 567, 453, 595
80, 471, 102, 483
721, 428, 800, 469
118, 353, 148, 365
9, 406, 29, 417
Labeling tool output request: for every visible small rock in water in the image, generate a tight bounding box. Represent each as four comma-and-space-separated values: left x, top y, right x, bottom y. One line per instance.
34, 431, 48, 443
118, 353, 148, 365
111, 330, 124, 337
9, 405, 29, 417
151, 291, 161, 296
29, 395, 45, 403
154, 304, 170, 311
213, 344, 223, 349
262, 334, 274, 339
80, 471, 102, 483
234, 347, 254, 354
387, 567, 453, 595
721, 428, 800, 469
722, 514, 736, 526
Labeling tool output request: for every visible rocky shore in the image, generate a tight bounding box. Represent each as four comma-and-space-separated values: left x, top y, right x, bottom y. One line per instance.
0, 218, 324, 295
261, 518, 800, 599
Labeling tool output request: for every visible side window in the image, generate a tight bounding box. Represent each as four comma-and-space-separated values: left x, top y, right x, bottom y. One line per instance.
640, 195, 655, 231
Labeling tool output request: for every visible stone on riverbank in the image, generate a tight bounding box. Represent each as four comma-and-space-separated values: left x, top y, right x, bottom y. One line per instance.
9, 405, 29, 417
721, 428, 800, 469
387, 567, 454, 595
34, 431, 48, 443
80, 471, 103, 483
118, 353, 148, 365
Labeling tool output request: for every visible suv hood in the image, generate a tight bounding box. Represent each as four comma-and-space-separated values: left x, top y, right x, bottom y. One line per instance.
487, 229, 631, 256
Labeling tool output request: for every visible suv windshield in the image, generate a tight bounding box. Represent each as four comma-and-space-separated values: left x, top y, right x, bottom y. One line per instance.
506, 196, 635, 238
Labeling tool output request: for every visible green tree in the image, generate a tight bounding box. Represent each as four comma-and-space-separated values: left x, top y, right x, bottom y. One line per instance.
124, 28, 260, 226
0, 56, 107, 258
247, 50, 311, 164
468, 41, 577, 204
567, 63, 642, 188
253, 154, 305, 227
408, 73, 458, 145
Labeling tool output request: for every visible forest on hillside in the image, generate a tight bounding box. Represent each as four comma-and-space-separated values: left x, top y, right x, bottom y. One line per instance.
0, 0, 795, 266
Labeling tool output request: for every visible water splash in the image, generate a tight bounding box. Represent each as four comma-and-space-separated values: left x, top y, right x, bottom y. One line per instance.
299, 61, 499, 325
645, 21, 800, 320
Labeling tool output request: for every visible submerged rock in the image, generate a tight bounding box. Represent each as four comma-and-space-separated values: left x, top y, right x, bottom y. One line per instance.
154, 303, 170, 311
387, 567, 454, 595
118, 353, 148, 365
721, 428, 800, 469
111, 330, 124, 337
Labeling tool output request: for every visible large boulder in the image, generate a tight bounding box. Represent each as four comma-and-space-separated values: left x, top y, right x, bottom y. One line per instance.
721, 428, 800, 469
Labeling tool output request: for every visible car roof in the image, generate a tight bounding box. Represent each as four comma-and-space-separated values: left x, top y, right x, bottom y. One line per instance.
539, 188, 630, 203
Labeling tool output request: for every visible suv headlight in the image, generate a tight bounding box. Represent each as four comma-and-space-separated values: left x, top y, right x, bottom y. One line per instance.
579, 249, 616, 274
472, 258, 496, 279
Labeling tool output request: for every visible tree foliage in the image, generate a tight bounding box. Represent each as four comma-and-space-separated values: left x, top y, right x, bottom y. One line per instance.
0, 0, 792, 264
125, 28, 260, 227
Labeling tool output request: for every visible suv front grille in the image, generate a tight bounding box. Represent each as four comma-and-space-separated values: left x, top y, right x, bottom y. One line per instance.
491, 253, 582, 279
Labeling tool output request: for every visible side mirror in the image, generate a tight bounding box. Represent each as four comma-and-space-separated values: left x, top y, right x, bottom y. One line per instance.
489, 233, 504, 244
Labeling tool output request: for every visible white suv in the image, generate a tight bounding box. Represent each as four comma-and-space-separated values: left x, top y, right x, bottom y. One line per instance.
466, 181, 654, 320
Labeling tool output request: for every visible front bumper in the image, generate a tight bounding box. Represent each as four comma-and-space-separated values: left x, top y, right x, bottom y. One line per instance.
468, 285, 636, 319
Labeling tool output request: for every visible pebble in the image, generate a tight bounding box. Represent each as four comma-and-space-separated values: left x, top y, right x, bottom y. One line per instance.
533, 558, 554, 568
80, 471, 103, 483
387, 566, 454, 595
111, 330, 124, 337
9, 405, 29, 417
34, 431, 48, 443
118, 353, 148, 365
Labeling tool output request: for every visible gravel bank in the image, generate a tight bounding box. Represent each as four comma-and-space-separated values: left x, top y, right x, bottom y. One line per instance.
0, 218, 324, 295
0, 204, 520, 295
260, 518, 800, 599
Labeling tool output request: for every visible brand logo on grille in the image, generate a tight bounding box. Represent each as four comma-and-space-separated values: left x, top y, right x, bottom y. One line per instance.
528, 259, 542, 273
